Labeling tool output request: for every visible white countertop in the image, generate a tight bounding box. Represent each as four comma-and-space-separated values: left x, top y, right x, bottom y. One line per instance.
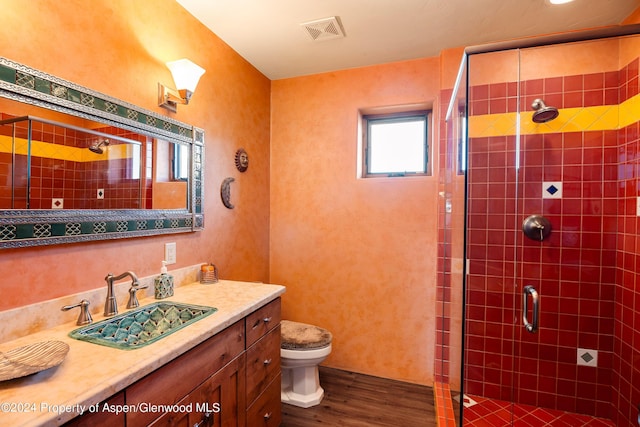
0, 280, 285, 426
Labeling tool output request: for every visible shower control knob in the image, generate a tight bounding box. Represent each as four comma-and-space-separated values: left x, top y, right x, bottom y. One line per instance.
522, 215, 551, 241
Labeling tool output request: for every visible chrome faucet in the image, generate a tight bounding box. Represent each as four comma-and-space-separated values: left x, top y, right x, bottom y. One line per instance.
104, 271, 139, 316
61, 299, 93, 325
126, 282, 148, 309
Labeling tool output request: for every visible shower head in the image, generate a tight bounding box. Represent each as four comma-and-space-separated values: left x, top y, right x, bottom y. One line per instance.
531, 98, 559, 123
88, 139, 110, 154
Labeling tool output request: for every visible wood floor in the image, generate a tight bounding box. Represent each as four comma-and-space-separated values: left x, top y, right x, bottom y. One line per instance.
280, 366, 437, 427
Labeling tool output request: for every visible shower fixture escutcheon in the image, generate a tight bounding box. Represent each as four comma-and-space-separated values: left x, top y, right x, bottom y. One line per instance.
522, 215, 551, 241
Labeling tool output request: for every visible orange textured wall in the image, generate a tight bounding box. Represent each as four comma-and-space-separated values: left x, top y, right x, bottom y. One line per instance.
468, 38, 622, 86
270, 58, 441, 385
0, 0, 271, 310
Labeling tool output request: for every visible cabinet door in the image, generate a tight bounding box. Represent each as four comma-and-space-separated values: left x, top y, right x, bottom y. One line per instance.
192, 353, 246, 427
127, 320, 245, 426
151, 354, 246, 427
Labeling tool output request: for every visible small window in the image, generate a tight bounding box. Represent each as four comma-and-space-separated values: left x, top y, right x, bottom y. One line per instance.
363, 111, 430, 177
173, 143, 190, 181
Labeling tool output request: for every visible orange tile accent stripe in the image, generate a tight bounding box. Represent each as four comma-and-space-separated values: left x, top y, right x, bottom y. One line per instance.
434, 381, 457, 427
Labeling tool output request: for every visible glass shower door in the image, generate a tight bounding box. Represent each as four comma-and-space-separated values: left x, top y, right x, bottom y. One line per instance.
462, 34, 638, 425
511, 39, 618, 419
463, 47, 522, 424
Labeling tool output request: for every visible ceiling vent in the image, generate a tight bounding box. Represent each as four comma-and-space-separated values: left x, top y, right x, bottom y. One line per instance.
300, 16, 345, 41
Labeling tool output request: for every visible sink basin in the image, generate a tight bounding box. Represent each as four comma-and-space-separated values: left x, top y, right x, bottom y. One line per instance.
69, 302, 217, 350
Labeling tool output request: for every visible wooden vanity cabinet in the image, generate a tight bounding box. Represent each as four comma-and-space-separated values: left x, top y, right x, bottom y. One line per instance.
63, 298, 282, 427
127, 320, 245, 427
149, 353, 246, 427
245, 299, 282, 426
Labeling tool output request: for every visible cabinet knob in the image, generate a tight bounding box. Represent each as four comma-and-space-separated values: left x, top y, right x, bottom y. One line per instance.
194, 412, 212, 427
263, 358, 272, 366
264, 411, 272, 421
252, 316, 272, 329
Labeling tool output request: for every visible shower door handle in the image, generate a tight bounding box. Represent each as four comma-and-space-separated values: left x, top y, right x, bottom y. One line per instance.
523, 285, 539, 333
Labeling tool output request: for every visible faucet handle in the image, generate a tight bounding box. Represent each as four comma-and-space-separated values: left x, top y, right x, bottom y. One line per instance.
61, 299, 93, 325
126, 283, 148, 309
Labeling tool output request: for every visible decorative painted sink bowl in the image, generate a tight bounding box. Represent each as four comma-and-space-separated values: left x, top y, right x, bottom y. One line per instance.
69, 302, 217, 350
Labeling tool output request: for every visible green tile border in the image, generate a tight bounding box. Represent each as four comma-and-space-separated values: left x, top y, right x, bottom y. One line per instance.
0, 57, 205, 249
0, 211, 201, 248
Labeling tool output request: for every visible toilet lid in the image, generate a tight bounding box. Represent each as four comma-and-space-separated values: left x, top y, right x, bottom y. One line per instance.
281, 320, 332, 350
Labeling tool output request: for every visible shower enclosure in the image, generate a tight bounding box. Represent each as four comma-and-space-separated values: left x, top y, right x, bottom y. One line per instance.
443, 29, 640, 426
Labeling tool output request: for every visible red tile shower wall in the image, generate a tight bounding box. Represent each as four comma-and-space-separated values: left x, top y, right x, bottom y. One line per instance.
27, 118, 84, 209
0, 152, 12, 208
0, 116, 146, 209
465, 66, 624, 418
85, 127, 146, 210
436, 88, 453, 383
613, 57, 640, 427
84, 157, 141, 209
0, 115, 30, 208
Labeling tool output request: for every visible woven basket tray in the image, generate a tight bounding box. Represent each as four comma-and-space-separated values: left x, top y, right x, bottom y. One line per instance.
0, 341, 69, 381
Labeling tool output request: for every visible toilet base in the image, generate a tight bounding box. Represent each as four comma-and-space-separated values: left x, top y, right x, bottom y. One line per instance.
280, 364, 325, 408
281, 385, 325, 408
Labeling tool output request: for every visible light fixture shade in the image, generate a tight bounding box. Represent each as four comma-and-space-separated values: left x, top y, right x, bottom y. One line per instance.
166, 59, 205, 92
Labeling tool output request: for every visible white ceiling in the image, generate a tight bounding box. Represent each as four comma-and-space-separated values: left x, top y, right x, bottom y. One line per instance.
176, 0, 640, 80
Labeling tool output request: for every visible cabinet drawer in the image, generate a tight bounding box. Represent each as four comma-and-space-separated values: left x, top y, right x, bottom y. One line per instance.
246, 374, 282, 427
246, 325, 280, 404
126, 320, 245, 427
245, 298, 281, 347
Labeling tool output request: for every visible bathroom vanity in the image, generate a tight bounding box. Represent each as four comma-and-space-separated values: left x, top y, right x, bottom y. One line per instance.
0, 280, 284, 427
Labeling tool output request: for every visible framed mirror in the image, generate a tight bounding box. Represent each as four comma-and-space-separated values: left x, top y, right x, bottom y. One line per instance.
0, 57, 204, 249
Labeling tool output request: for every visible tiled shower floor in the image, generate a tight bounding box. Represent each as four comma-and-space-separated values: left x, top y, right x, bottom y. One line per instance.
462, 395, 615, 427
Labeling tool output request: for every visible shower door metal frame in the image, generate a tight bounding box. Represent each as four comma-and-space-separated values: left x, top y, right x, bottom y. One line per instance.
458, 23, 640, 426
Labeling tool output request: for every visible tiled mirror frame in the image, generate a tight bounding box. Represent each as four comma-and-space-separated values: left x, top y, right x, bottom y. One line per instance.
0, 57, 204, 249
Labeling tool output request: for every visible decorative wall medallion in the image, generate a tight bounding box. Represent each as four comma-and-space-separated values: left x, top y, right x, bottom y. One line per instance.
235, 148, 249, 172
221, 177, 235, 209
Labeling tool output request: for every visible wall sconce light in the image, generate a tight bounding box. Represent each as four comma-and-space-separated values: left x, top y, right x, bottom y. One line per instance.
158, 59, 205, 112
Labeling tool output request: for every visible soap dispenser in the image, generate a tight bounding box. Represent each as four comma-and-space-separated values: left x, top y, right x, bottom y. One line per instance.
154, 261, 174, 299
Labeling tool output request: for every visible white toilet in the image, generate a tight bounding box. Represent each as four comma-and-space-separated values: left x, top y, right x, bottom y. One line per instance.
280, 320, 333, 408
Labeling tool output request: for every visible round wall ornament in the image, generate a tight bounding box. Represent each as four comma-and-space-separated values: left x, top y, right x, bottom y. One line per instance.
235, 148, 249, 172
